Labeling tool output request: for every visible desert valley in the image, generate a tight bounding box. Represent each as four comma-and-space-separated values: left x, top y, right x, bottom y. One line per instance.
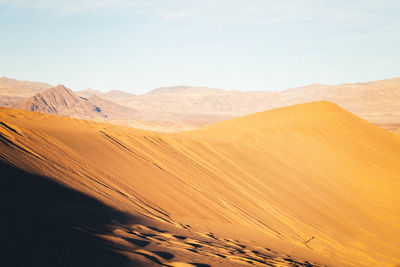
1, 77, 400, 266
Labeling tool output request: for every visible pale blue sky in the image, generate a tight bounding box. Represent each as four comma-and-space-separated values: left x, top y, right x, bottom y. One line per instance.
0, 0, 399, 94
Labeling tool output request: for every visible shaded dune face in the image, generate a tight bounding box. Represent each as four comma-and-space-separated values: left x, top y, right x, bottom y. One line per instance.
0, 162, 135, 267
0, 101, 399, 266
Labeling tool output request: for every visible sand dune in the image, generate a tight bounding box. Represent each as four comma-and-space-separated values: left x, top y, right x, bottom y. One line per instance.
1, 101, 399, 266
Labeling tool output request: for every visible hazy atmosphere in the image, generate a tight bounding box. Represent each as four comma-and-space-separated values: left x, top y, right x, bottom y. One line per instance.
1, 0, 400, 93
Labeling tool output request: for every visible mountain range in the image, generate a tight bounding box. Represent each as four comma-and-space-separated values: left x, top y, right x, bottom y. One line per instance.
1, 76, 399, 133
0, 77, 53, 107
14, 85, 106, 119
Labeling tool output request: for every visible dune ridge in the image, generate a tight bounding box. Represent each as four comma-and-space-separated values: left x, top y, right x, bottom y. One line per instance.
1, 101, 399, 266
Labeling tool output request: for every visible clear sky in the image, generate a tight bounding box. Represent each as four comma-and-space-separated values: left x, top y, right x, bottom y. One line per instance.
0, 0, 399, 94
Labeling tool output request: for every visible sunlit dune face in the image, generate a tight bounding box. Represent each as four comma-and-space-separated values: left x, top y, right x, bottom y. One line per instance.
1, 101, 400, 266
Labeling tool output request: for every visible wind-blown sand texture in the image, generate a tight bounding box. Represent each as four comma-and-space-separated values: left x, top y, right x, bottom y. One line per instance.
1, 101, 399, 266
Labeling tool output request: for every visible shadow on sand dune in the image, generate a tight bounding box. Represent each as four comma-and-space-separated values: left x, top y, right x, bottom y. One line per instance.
0, 162, 137, 267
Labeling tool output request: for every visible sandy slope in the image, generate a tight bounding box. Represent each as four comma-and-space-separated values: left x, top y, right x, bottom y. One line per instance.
1, 101, 399, 266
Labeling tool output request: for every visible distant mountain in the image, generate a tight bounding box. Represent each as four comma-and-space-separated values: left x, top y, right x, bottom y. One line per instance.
3, 77, 400, 132
146, 85, 192, 94
0, 95, 25, 107
279, 78, 400, 125
115, 86, 277, 116
87, 94, 137, 119
101, 90, 135, 99
76, 89, 135, 102
0, 77, 53, 97
107, 78, 400, 131
14, 85, 105, 119
75, 88, 101, 98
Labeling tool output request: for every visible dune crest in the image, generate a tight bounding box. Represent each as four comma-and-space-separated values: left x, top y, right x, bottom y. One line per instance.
1, 101, 399, 266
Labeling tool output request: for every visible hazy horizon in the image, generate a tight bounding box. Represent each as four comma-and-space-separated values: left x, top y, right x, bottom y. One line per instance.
2, 75, 400, 95
1, 0, 399, 94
